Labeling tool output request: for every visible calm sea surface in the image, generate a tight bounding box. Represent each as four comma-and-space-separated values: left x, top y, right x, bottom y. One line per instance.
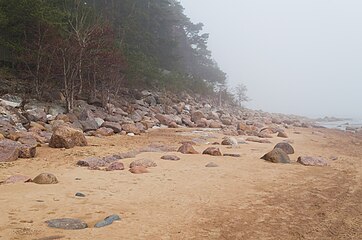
316, 118, 362, 130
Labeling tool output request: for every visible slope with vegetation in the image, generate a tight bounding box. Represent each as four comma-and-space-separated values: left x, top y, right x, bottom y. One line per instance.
0, 0, 240, 112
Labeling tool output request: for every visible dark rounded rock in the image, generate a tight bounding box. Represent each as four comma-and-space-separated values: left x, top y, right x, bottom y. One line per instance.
75, 192, 86, 197
274, 142, 295, 154
46, 218, 88, 230
261, 148, 290, 164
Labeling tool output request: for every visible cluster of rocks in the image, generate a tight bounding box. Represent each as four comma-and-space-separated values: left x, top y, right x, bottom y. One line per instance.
261, 142, 329, 166
0, 90, 316, 162
1, 173, 58, 185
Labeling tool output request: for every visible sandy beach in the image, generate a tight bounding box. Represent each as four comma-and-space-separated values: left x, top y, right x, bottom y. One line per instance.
0, 127, 361, 240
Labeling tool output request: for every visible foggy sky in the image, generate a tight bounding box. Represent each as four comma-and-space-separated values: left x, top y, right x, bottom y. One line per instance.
180, 0, 362, 118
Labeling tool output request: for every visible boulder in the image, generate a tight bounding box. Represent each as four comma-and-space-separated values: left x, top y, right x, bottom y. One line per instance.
155, 114, 173, 125
101, 121, 122, 133
277, 131, 288, 138
95, 127, 114, 137
182, 117, 195, 127
105, 115, 123, 123
80, 119, 98, 132
46, 218, 88, 230
161, 155, 180, 161
202, 147, 222, 156
129, 159, 157, 168
32, 173, 58, 184
106, 161, 125, 171
25, 108, 47, 122
122, 123, 141, 135
221, 136, 238, 146
274, 142, 295, 154
49, 125, 87, 149
0, 139, 36, 159
191, 111, 206, 123
297, 156, 329, 166
0, 141, 19, 162
220, 116, 232, 126
237, 123, 249, 131
129, 166, 149, 174
209, 121, 222, 129
144, 96, 157, 107
261, 149, 290, 163
2, 175, 32, 184
177, 143, 199, 154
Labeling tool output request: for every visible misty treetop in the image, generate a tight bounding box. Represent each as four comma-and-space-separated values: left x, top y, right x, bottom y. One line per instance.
0, 0, 228, 111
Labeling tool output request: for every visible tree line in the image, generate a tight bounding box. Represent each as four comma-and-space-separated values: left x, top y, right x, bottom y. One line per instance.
0, 0, 246, 112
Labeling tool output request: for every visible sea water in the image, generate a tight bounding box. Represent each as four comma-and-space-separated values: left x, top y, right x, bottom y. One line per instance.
316, 118, 362, 130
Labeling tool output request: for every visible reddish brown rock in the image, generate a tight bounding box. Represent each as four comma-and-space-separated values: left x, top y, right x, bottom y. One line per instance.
49, 125, 87, 149
2, 175, 32, 184
237, 123, 249, 131
168, 122, 179, 128
122, 123, 141, 135
18, 136, 39, 147
106, 161, 125, 171
129, 166, 149, 174
191, 111, 206, 123
155, 114, 173, 125
95, 127, 114, 137
55, 114, 71, 122
261, 149, 290, 164
202, 147, 222, 156
32, 173, 58, 184
209, 121, 222, 129
297, 156, 329, 166
177, 143, 199, 154
0, 141, 19, 162
0, 139, 36, 159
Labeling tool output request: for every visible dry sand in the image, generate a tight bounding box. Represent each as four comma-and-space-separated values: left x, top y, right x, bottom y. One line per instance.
0, 127, 361, 240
